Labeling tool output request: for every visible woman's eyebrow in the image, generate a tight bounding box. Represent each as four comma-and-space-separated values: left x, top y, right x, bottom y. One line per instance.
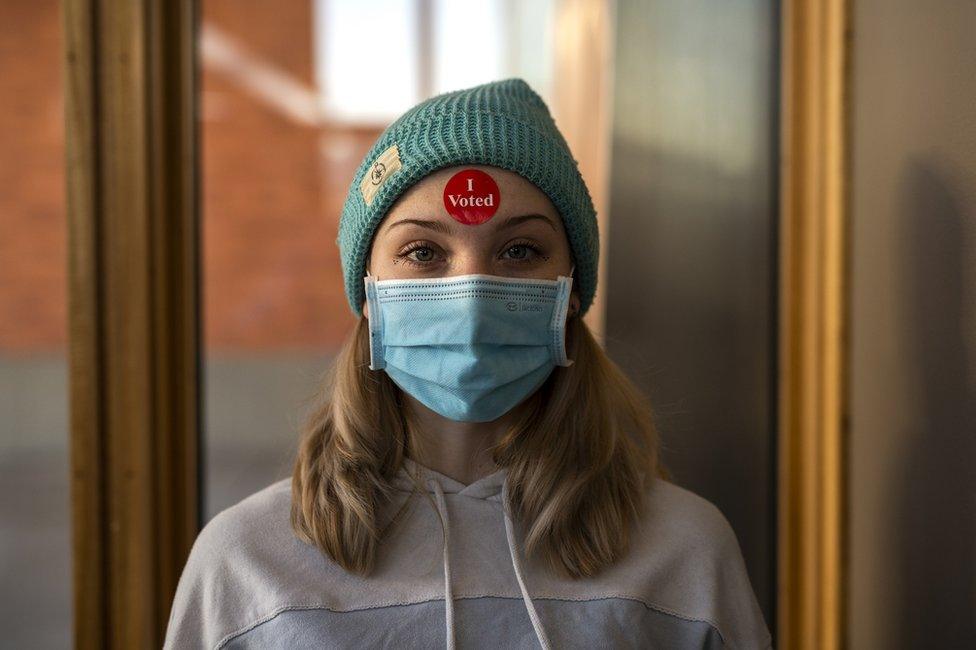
386, 213, 556, 234
386, 218, 453, 234
498, 213, 557, 232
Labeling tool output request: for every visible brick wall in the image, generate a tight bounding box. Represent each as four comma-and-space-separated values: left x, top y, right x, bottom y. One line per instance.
0, 0, 66, 353
0, 0, 377, 354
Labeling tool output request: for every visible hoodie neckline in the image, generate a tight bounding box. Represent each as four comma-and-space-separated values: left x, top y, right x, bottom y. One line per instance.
393, 455, 553, 649
393, 457, 507, 502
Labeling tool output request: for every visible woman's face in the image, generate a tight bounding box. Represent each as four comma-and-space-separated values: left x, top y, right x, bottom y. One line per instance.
363, 164, 580, 318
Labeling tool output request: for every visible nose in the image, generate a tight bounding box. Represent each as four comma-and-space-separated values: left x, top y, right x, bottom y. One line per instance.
451, 254, 495, 277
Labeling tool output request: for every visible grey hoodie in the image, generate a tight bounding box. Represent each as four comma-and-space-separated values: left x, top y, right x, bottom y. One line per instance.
164, 457, 773, 649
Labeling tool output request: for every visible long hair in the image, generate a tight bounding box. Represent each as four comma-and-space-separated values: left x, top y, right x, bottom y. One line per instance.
290, 309, 669, 579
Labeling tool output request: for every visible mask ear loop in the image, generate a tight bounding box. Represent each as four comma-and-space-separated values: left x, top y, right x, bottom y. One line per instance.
569, 264, 576, 316
566, 264, 577, 318
551, 267, 575, 367
363, 265, 385, 370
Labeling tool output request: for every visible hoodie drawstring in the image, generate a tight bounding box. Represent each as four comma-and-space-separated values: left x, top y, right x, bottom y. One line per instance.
501, 478, 553, 650
427, 476, 552, 650
429, 479, 457, 650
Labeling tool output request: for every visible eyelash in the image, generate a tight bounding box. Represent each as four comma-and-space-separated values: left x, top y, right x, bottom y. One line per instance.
397, 239, 543, 268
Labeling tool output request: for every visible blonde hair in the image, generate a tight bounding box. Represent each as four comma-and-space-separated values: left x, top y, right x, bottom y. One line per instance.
291, 311, 669, 579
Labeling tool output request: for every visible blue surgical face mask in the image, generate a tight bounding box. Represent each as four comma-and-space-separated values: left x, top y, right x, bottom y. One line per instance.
363, 266, 576, 422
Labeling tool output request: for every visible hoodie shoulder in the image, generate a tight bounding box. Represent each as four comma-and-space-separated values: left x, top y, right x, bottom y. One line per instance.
199, 477, 293, 552
642, 477, 747, 559
627, 477, 774, 650
163, 478, 297, 650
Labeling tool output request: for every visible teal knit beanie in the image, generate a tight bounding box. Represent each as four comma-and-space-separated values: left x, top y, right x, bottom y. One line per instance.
336, 77, 599, 317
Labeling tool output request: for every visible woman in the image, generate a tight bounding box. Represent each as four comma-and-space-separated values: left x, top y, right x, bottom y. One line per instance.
165, 78, 772, 649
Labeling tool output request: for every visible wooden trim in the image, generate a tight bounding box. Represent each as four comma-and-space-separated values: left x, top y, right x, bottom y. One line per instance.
64, 0, 201, 647
64, 0, 106, 645
778, 0, 850, 647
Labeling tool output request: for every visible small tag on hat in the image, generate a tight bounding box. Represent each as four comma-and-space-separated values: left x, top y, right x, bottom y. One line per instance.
360, 143, 402, 206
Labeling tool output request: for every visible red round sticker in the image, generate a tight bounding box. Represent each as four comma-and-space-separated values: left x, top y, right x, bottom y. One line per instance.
443, 169, 500, 225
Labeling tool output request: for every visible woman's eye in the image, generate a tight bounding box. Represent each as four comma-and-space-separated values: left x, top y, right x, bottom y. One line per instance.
398, 242, 441, 267
503, 243, 541, 262
409, 247, 435, 262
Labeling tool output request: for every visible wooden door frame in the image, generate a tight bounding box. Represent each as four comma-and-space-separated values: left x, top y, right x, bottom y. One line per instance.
778, 0, 851, 648
64, 0, 201, 647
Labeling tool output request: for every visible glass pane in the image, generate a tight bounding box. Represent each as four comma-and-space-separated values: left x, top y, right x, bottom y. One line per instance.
0, 0, 72, 646
606, 0, 778, 627
201, 0, 356, 519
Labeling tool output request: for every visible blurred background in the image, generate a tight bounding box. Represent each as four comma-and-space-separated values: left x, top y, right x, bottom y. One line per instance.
1, 0, 973, 648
